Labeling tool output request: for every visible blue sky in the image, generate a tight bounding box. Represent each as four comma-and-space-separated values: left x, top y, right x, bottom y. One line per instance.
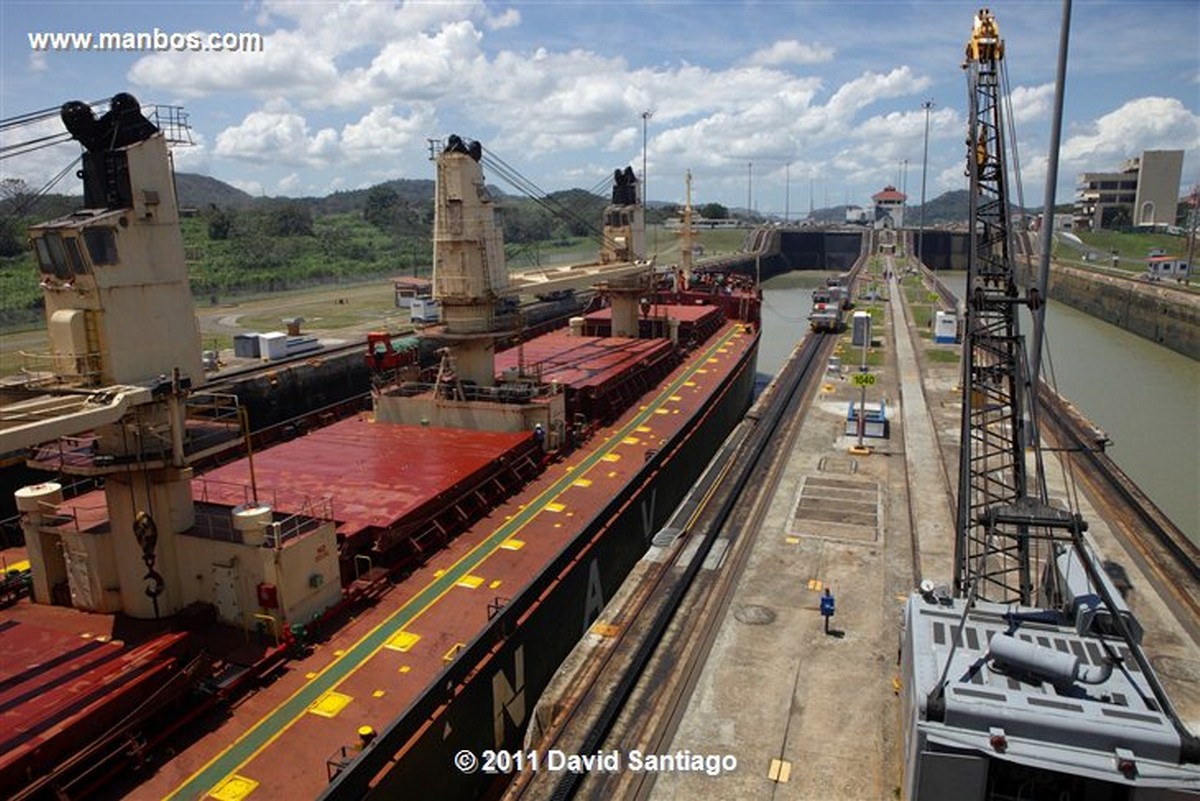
2, 0, 1198, 214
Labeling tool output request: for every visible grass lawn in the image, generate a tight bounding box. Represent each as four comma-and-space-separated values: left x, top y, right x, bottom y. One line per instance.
1055, 229, 1193, 277
924, 348, 961, 363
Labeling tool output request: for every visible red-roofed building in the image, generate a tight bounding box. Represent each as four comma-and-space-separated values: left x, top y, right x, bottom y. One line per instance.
872, 185, 907, 229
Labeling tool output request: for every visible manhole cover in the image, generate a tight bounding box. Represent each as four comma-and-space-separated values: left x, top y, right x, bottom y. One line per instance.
817, 456, 858, 475
734, 604, 777, 625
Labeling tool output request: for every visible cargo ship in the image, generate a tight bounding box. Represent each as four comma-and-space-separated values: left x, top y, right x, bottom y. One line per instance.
0, 96, 759, 800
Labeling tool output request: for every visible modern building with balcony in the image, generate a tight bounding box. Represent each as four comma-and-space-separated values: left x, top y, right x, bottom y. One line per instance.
1074, 150, 1183, 231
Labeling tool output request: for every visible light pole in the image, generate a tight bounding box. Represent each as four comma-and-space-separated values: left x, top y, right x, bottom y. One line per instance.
785, 161, 791, 224
640, 110, 653, 208
1185, 184, 1198, 286
747, 162, 753, 222
918, 99, 934, 267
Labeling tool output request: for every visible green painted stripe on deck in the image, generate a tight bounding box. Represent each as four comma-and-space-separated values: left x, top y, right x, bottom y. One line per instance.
168, 325, 745, 800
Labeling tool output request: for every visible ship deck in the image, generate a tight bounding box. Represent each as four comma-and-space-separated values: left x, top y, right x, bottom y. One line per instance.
138, 319, 756, 801
0, 621, 194, 789
493, 331, 674, 390
192, 418, 534, 541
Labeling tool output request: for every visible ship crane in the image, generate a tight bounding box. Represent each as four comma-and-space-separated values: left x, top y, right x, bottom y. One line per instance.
429, 136, 654, 387
0, 93, 254, 626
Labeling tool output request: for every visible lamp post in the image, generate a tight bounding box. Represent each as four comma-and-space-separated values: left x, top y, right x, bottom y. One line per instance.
640, 110, 653, 208
747, 162, 753, 222
918, 99, 935, 267
1185, 184, 1198, 286
785, 161, 791, 224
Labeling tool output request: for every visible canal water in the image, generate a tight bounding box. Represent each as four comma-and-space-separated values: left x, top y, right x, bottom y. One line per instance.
758, 270, 1199, 543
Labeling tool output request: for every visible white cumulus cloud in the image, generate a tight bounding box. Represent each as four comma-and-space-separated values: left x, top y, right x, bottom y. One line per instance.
214, 101, 340, 167
1062, 96, 1200, 163
1008, 83, 1055, 128
745, 39, 835, 67
340, 104, 436, 163
333, 20, 484, 106
128, 29, 341, 100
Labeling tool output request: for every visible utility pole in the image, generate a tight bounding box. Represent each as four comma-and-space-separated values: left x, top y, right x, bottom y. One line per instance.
640, 109, 653, 210
918, 99, 935, 267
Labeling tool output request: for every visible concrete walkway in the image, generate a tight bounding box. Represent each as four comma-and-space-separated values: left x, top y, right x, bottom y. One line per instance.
649, 264, 937, 800
887, 264, 956, 584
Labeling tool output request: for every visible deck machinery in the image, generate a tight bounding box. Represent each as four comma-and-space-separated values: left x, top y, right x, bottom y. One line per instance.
900, 10, 1200, 800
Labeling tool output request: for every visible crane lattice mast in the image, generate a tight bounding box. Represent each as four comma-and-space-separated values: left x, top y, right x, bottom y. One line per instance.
954, 8, 1074, 604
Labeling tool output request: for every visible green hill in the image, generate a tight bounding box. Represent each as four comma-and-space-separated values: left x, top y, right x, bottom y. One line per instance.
175, 172, 255, 209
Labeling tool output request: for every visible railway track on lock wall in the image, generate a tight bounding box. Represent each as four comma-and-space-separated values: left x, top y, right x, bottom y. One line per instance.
505, 319, 842, 801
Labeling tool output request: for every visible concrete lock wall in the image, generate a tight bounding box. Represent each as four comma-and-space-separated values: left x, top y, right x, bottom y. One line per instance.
1016, 259, 1200, 361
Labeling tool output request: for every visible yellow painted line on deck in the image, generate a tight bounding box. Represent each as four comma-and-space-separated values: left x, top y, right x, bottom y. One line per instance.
489, 580, 502, 589
572, 478, 593, 488
443, 643, 465, 664
373, 690, 385, 698
544, 502, 567, 513
622, 437, 640, 445
602, 453, 621, 462
500, 538, 525, 550
635, 426, 652, 433
398, 666, 411, 674
456, 575, 484, 589
4, 559, 29, 573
